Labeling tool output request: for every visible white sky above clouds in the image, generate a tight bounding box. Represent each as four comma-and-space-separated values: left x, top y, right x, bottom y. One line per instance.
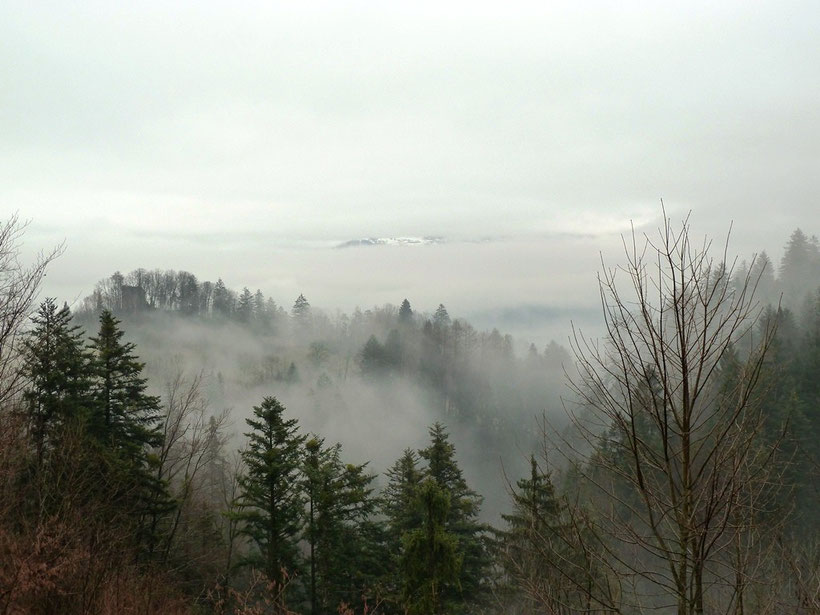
2, 1, 819, 346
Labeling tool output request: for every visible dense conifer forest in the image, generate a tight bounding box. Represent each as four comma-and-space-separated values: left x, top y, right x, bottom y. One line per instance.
1, 216, 819, 614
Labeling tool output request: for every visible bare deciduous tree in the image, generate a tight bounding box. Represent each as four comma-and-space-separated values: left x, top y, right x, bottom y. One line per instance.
562, 211, 781, 615
0, 214, 62, 406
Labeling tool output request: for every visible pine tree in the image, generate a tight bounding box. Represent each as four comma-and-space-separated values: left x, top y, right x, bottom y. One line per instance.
401, 479, 462, 615
88, 310, 162, 455
212, 278, 231, 317
359, 335, 386, 378
384, 329, 403, 371
419, 423, 490, 610
236, 287, 253, 323
497, 456, 563, 612
304, 438, 380, 613
253, 289, 268, 327
304, 437, 329, 615
88, 310, 170, 554
235, 396, 306, 587
399, 299, 413, 323
381, 448, 424, 606
780, 229, 820, 306
292, 293, 312, 329
22, 298, 93, 466
383, 449, 423, 538
433, 304, 450, 328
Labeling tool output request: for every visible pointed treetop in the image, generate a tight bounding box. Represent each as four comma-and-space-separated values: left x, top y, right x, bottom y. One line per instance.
292, 293, 311, 321
433, 304, 450, 327
399, 298, 413, 322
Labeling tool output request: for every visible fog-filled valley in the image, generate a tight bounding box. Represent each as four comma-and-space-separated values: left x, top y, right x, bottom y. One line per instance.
74, 277, 572, 525
2, 214, 819, 614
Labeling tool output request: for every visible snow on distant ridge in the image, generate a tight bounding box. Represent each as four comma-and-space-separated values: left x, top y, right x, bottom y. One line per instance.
335, 236, 445, 248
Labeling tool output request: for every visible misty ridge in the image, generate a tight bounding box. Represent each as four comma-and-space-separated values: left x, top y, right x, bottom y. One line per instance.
2, 215, 820, 615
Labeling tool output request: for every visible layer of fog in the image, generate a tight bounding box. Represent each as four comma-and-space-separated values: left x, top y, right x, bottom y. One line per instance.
72, 304, 570, 525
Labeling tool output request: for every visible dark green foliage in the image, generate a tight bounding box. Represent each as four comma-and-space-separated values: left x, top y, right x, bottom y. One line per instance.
87, 310, 171, 554
401, 479, 462, 615
383, 329, 403, 370
235, 396, 306, 587
236, 287, 253, 323
419, 423, 492, 611
382, 449, 423, 540
496, 456, 597, 613
88, 309, 162, 454
399, 298, 413, 323
303, 437, 382, 613
380, 448, 424, 606
22, 298, 93, 465
359, 335, 386, 378
501, 456, 560, 541
212, 278, 232, 316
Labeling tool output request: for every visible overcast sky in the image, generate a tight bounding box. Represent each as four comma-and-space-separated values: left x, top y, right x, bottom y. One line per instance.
2, 1, 818, 344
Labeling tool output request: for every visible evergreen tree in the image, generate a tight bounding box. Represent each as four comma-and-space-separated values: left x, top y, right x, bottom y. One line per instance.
419, 423, 491, 610
420, 423, 481, 524
381, 448, 424, 607
22, 298, 93, 466
433, 304, 451, 328
235, 396, 306, 587
749, 251, 778, 307
359, 335, 386, 378
304, 438, 381, 613
384, 329, 403, 371
212, 278, 231, 317
265, 297, 280, 330
496, 456, 563, 612
253, 289, 268, 326
88, 310, 162, 455
304, 437, 329, 615
236, 287, 253, 323
401, 479, 462, 615
292, 293, 312, 328
780, 229, 820, 306
399, 299, 413, 323
87, 310, 171, 551
383, 449, 423, 538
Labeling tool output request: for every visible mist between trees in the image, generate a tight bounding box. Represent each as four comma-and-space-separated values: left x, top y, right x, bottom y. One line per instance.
1, 212, 818, 614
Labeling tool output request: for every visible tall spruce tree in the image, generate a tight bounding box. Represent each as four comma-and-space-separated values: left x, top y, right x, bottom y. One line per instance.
304, 437, 380, 613
399, 299, 413, 323
292, 293, 312, 329
419, 422, 491, 610
236, 287, 253, 323
383, 449, 423, 541
88, 309, 170, 554
497, 456, 565, 613
401, 479, 462, 615
236, 396, 306, 588
381, 448, 424, 607
88, 309, 162, 455
23, 298, 92, 466
212, 278, 231, 316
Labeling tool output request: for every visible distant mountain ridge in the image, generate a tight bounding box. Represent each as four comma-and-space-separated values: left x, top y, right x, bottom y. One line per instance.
335, 236, 445, 248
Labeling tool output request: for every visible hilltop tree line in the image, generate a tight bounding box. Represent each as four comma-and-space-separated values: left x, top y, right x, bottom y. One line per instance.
79, 269, 571, 445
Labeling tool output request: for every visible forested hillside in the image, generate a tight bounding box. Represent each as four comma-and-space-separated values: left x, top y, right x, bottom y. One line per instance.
74, 267, 571, 521
1, 216, 819, 614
